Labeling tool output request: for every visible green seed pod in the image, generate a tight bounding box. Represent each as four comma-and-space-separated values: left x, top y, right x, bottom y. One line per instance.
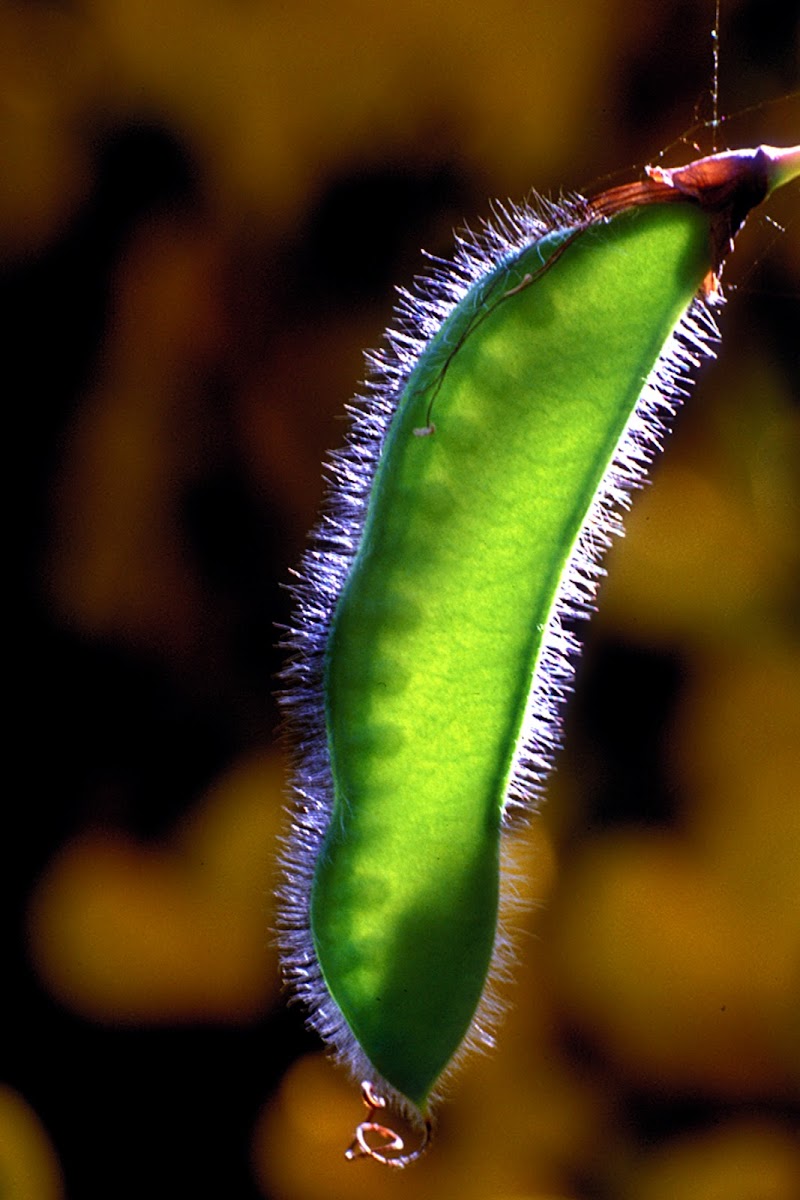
278, 145, 800, 1164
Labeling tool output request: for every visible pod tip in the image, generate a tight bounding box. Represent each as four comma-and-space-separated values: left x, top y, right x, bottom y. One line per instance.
344, 1081, 432, 1168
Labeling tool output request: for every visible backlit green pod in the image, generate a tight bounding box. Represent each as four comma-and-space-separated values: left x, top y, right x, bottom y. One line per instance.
279, 146, 800, 1164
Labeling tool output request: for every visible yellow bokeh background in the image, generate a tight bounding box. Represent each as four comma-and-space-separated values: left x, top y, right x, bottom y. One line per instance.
5, 0, 798, 1197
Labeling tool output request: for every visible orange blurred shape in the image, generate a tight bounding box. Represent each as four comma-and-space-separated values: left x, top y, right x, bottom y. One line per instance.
676, 651, 800, 909
626, 1119, 800, 1200
27, 753, 284, 1025
47, 219, 226, 661
0, 5, 99, 254
179, 751, 286, 902
0, 1085, 64, 1200
550, 833, 799, 1095
600, 461, 782, 643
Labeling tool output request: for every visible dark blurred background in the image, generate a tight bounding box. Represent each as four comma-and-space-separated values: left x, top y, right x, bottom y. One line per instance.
3, 1, 799, 1198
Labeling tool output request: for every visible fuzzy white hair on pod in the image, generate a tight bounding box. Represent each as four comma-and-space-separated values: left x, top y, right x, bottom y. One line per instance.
274, 190, 719, 1113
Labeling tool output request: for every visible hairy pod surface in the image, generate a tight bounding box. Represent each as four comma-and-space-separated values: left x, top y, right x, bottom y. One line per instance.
278, 146, 800, 1144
